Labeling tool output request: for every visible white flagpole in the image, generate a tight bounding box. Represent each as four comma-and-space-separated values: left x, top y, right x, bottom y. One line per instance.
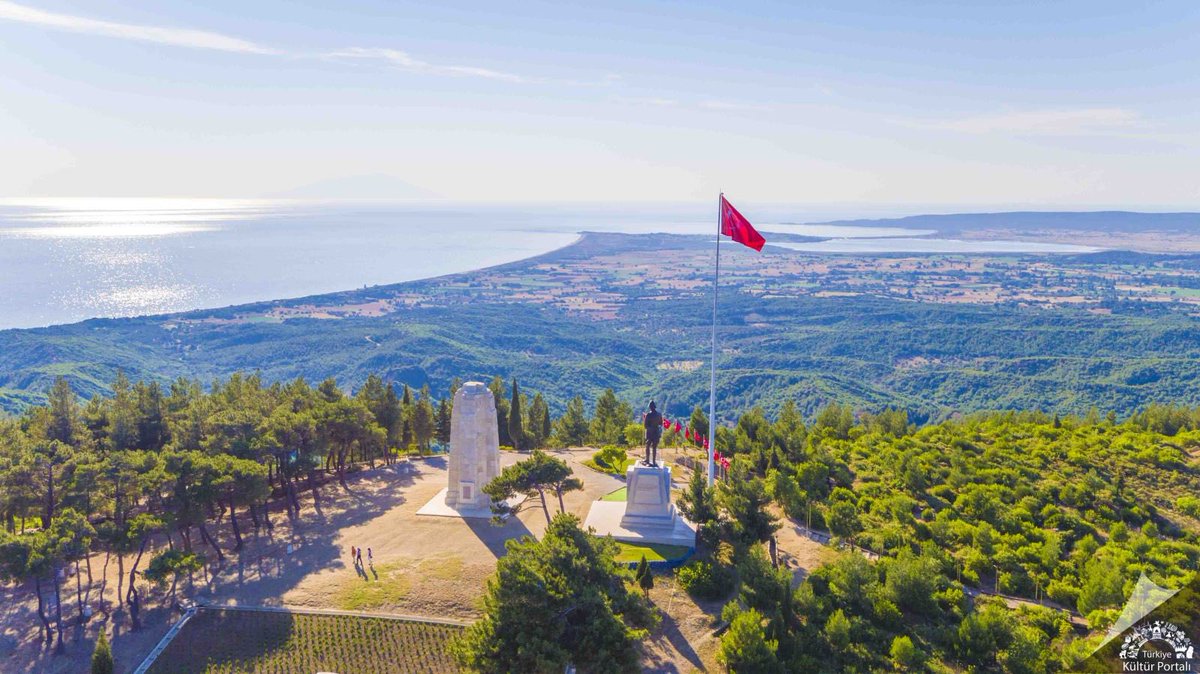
707, 192, 722, 487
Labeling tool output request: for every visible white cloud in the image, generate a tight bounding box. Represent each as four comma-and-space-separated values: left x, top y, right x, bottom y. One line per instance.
0, 0, 276, 54
0, 1, 569, 85
324, 47, 528, 83
918, 108, 1142, 135
611, 95, 679, 107
699, 100, 772, 112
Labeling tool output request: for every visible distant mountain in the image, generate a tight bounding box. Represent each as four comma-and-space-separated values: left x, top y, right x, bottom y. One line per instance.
814, 211, 1200, 233
273, 174, 439, 200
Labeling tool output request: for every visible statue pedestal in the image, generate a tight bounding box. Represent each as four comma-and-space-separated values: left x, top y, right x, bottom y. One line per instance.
584, 462, 696, 549
621, 463, 675, 526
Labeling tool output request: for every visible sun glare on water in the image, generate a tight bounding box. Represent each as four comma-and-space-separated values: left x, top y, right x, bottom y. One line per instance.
0, 197, 283, 239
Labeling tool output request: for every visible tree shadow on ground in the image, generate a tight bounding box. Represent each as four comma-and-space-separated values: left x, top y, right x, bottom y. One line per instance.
464, 515, 534, 559
195, 463, 416, 608
647, 610, 704, 673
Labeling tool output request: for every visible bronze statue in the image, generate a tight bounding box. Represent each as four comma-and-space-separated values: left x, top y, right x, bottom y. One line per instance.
643, 401, 663, 466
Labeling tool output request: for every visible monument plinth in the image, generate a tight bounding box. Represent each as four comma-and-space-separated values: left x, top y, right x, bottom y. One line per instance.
584, 461, 697, 548
418, 381, 513, 519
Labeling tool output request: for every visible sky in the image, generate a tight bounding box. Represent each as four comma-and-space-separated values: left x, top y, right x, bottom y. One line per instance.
1, 0, 1198, 206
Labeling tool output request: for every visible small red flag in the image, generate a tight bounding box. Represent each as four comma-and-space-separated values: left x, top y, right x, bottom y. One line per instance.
685, 428, 693, 442
662, 417, 670, 429
704, 436, 709, 449
713, 450, 721, 462
720, 195, 765, 252
674, 421, 682, 433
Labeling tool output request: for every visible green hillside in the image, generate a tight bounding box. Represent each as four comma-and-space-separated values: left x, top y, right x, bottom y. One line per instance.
2, 233, 1199, 419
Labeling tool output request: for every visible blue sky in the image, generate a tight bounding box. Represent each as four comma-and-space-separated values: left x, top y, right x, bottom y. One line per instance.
1, 0, 1197, 206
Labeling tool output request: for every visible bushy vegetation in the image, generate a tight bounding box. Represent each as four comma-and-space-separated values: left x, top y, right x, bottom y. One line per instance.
452, 513, 657, 673
703, 401, 1200, 672
147, 609, 460, 673
586, 445, 632, 475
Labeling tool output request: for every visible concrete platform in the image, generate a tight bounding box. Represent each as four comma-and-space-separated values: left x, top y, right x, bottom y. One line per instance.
583, 501, 697, 548
416, 488, 525, 520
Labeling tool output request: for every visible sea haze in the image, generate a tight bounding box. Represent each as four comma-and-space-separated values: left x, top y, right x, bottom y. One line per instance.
0, 199, 1095, 330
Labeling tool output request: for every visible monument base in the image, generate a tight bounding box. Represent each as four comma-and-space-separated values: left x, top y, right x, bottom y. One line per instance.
583, 462, 696, 548
584, 501, 698, 548
416, 488, 525, 520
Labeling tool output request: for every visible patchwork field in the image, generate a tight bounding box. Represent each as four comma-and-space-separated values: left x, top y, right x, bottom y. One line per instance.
146, 609, 461, 674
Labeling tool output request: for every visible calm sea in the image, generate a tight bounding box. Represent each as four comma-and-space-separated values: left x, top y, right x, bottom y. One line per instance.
0, 199, 1097, 330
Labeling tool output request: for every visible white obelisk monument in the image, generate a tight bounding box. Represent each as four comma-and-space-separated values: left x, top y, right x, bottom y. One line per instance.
417, 381, 503, 518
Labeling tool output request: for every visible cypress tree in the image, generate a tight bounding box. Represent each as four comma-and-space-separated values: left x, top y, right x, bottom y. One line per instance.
636, 554, 653, 594
489, 377, 511, 447
509, 380, 524, 451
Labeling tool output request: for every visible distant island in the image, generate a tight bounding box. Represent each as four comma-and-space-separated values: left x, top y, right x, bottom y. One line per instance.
810, 210, 1200, 253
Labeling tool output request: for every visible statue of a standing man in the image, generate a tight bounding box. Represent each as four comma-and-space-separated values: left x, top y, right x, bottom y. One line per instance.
643, 401, 663, 466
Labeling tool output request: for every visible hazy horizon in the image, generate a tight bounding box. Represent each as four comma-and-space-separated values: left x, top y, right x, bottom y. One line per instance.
2, 1, 1198, 205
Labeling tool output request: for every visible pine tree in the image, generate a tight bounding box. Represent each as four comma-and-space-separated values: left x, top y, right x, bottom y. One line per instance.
590, 389, 629, 446
553, 396, 590, 447
91, 630, 114, 674
376, 383, 403, 450
678, 468, 718, 525
508, 380, 525, 451
435, 399, 452, 447
411, 386, 436, 451
689, 405, 709, 443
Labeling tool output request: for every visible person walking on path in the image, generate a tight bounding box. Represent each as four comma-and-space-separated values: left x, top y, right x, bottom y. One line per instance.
350, 546, 356, 564
368, 548, 373, 563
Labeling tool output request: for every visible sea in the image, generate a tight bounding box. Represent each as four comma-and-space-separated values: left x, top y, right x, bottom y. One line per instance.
0, 199, 1099, 330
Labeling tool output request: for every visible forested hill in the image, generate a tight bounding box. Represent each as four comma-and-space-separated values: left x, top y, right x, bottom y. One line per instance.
2, 232, 1200, 419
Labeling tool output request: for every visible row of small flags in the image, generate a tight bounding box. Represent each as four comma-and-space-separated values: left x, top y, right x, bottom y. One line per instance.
659, 416, 731, 471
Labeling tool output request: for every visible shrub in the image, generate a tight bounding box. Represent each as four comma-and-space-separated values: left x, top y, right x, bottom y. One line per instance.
91, 631, 114, 674
675, 560, 734, 601
890, 635, 924, 671
588, 446, 630, 475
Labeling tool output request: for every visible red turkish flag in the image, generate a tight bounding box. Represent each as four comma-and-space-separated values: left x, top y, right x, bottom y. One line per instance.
662, 417, 670, 429
685, 428, 693, 442
674, 421, 682, 433
720, 195, 765, 252
703, 436, 709, 449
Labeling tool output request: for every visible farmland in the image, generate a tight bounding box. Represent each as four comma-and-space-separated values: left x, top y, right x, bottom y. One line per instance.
146, 609, 461, 674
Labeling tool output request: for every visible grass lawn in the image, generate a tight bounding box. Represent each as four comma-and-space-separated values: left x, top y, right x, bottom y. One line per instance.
334, 560, 411, 610
148, 609, 461, 673
601, 486, 627, 502
613, 541, 692, 564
